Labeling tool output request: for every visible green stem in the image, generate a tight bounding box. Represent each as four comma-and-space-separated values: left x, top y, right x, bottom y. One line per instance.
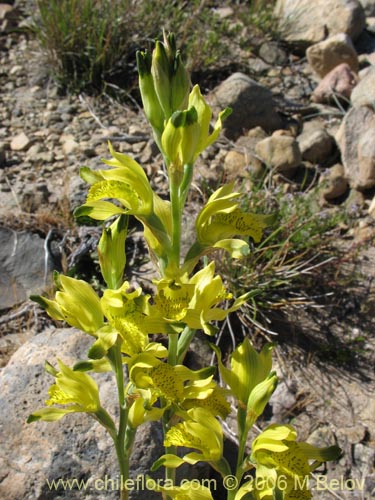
170, 179, 181, 269
236, 430, 248, 481
168, 332, 179, 366
177, 326, 196, 363
108, 341, 131, 500
179, 163, 193, 210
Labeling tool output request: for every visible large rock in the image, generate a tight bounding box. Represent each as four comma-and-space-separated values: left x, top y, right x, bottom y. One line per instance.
320, 163, 349, 200
336, 106, 375, 189
359, 0, 375, 15
209, 73, 283, 139
0, 227, 55, 310
350, 66, 375, 107
255, 132, 302, 175
223, 128, 268, 182
0, 328, 165, 500
275, 0, 366, 48
311, 63, 358, 103
297, 122, 335, 163
306, 33, 358, 78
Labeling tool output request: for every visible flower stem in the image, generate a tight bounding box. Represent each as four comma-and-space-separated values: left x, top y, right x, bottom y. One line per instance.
108, 340, 131, 500
170, 179, 182, 270
177, 326, 196, 363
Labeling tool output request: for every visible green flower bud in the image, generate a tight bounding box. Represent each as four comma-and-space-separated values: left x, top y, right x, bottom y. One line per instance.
247, 371, 278, 422
151, 40, 173, 118
98, 214, 128, 289
136, 51, 164, 134
161, 107, 200, 172
170, 51, 190, 111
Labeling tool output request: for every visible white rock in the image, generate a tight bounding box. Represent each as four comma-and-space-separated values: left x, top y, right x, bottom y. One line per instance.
368, 195, 375, 218
10, 132, 31, 151
255, 133, 302, 175
351, 66, 375, 108
336, 106, 375, 189
306, 33, 358, 78
275, 0, 366, 46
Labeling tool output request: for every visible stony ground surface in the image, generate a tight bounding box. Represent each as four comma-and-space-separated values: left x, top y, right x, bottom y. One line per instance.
1, 2, 375, 500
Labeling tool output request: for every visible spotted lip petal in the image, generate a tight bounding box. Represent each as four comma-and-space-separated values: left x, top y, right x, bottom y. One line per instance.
250, 424, 341, 500
152, 408, 224, 470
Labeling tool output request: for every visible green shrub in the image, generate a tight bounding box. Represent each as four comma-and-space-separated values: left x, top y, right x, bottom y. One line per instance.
31, 0, 278, 96
32, 0, 133, 93
216, 177, 354, 334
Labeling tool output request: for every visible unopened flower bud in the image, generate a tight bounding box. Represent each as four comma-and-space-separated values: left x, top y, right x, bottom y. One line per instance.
136, 51, 164, 134
151, 40, 173, 118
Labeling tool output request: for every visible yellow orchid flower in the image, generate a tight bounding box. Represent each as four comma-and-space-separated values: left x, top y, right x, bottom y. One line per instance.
152, 408, 224, 470
75, 151, 150, 219
149, 479, 214, 500
247, 424, 341, 500
32, 274, 103, 335
185, 183, 274, 269
126, 387, 166, 428
153, 278, 195, 322
99, 282, 151, 357
27, 360, 110, 425
151, 262, 248, 335
74, 143, 172, 269
186, 262, 249, 335
129, 353, 214, 404
182, 383, 231, 419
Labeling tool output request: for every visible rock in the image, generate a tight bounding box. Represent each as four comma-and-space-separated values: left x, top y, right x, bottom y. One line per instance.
336, 106, 375, 189
368, 196, 375, 219
209, 73, 283, 140
311, 63, 358, 103
255, 132, 302, 175
354, 27, 375, 54
212, 6, 233, 18
298, 123, 335, 163
62, 138, 79, 155
60, 133, 79, 155
352, 443, 375, 469
10, 131, 31, 151
258, 41, 289, 65
307, 426, 337, 448
223, 127, 268, 181
350, 66, 375, 107
359, 0, 375, 15
320, 163, 349, 200
224, 151, 248, 181
0, 327, 165, 500
248, 56, 271, 75
20, 183, 50, 212
270, 379, 298, 422
306, 33, 359, 78
223, 150, 264, 182
275, 0, 366, 48
0, 3, 13, 21
0, 227, 55, 310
